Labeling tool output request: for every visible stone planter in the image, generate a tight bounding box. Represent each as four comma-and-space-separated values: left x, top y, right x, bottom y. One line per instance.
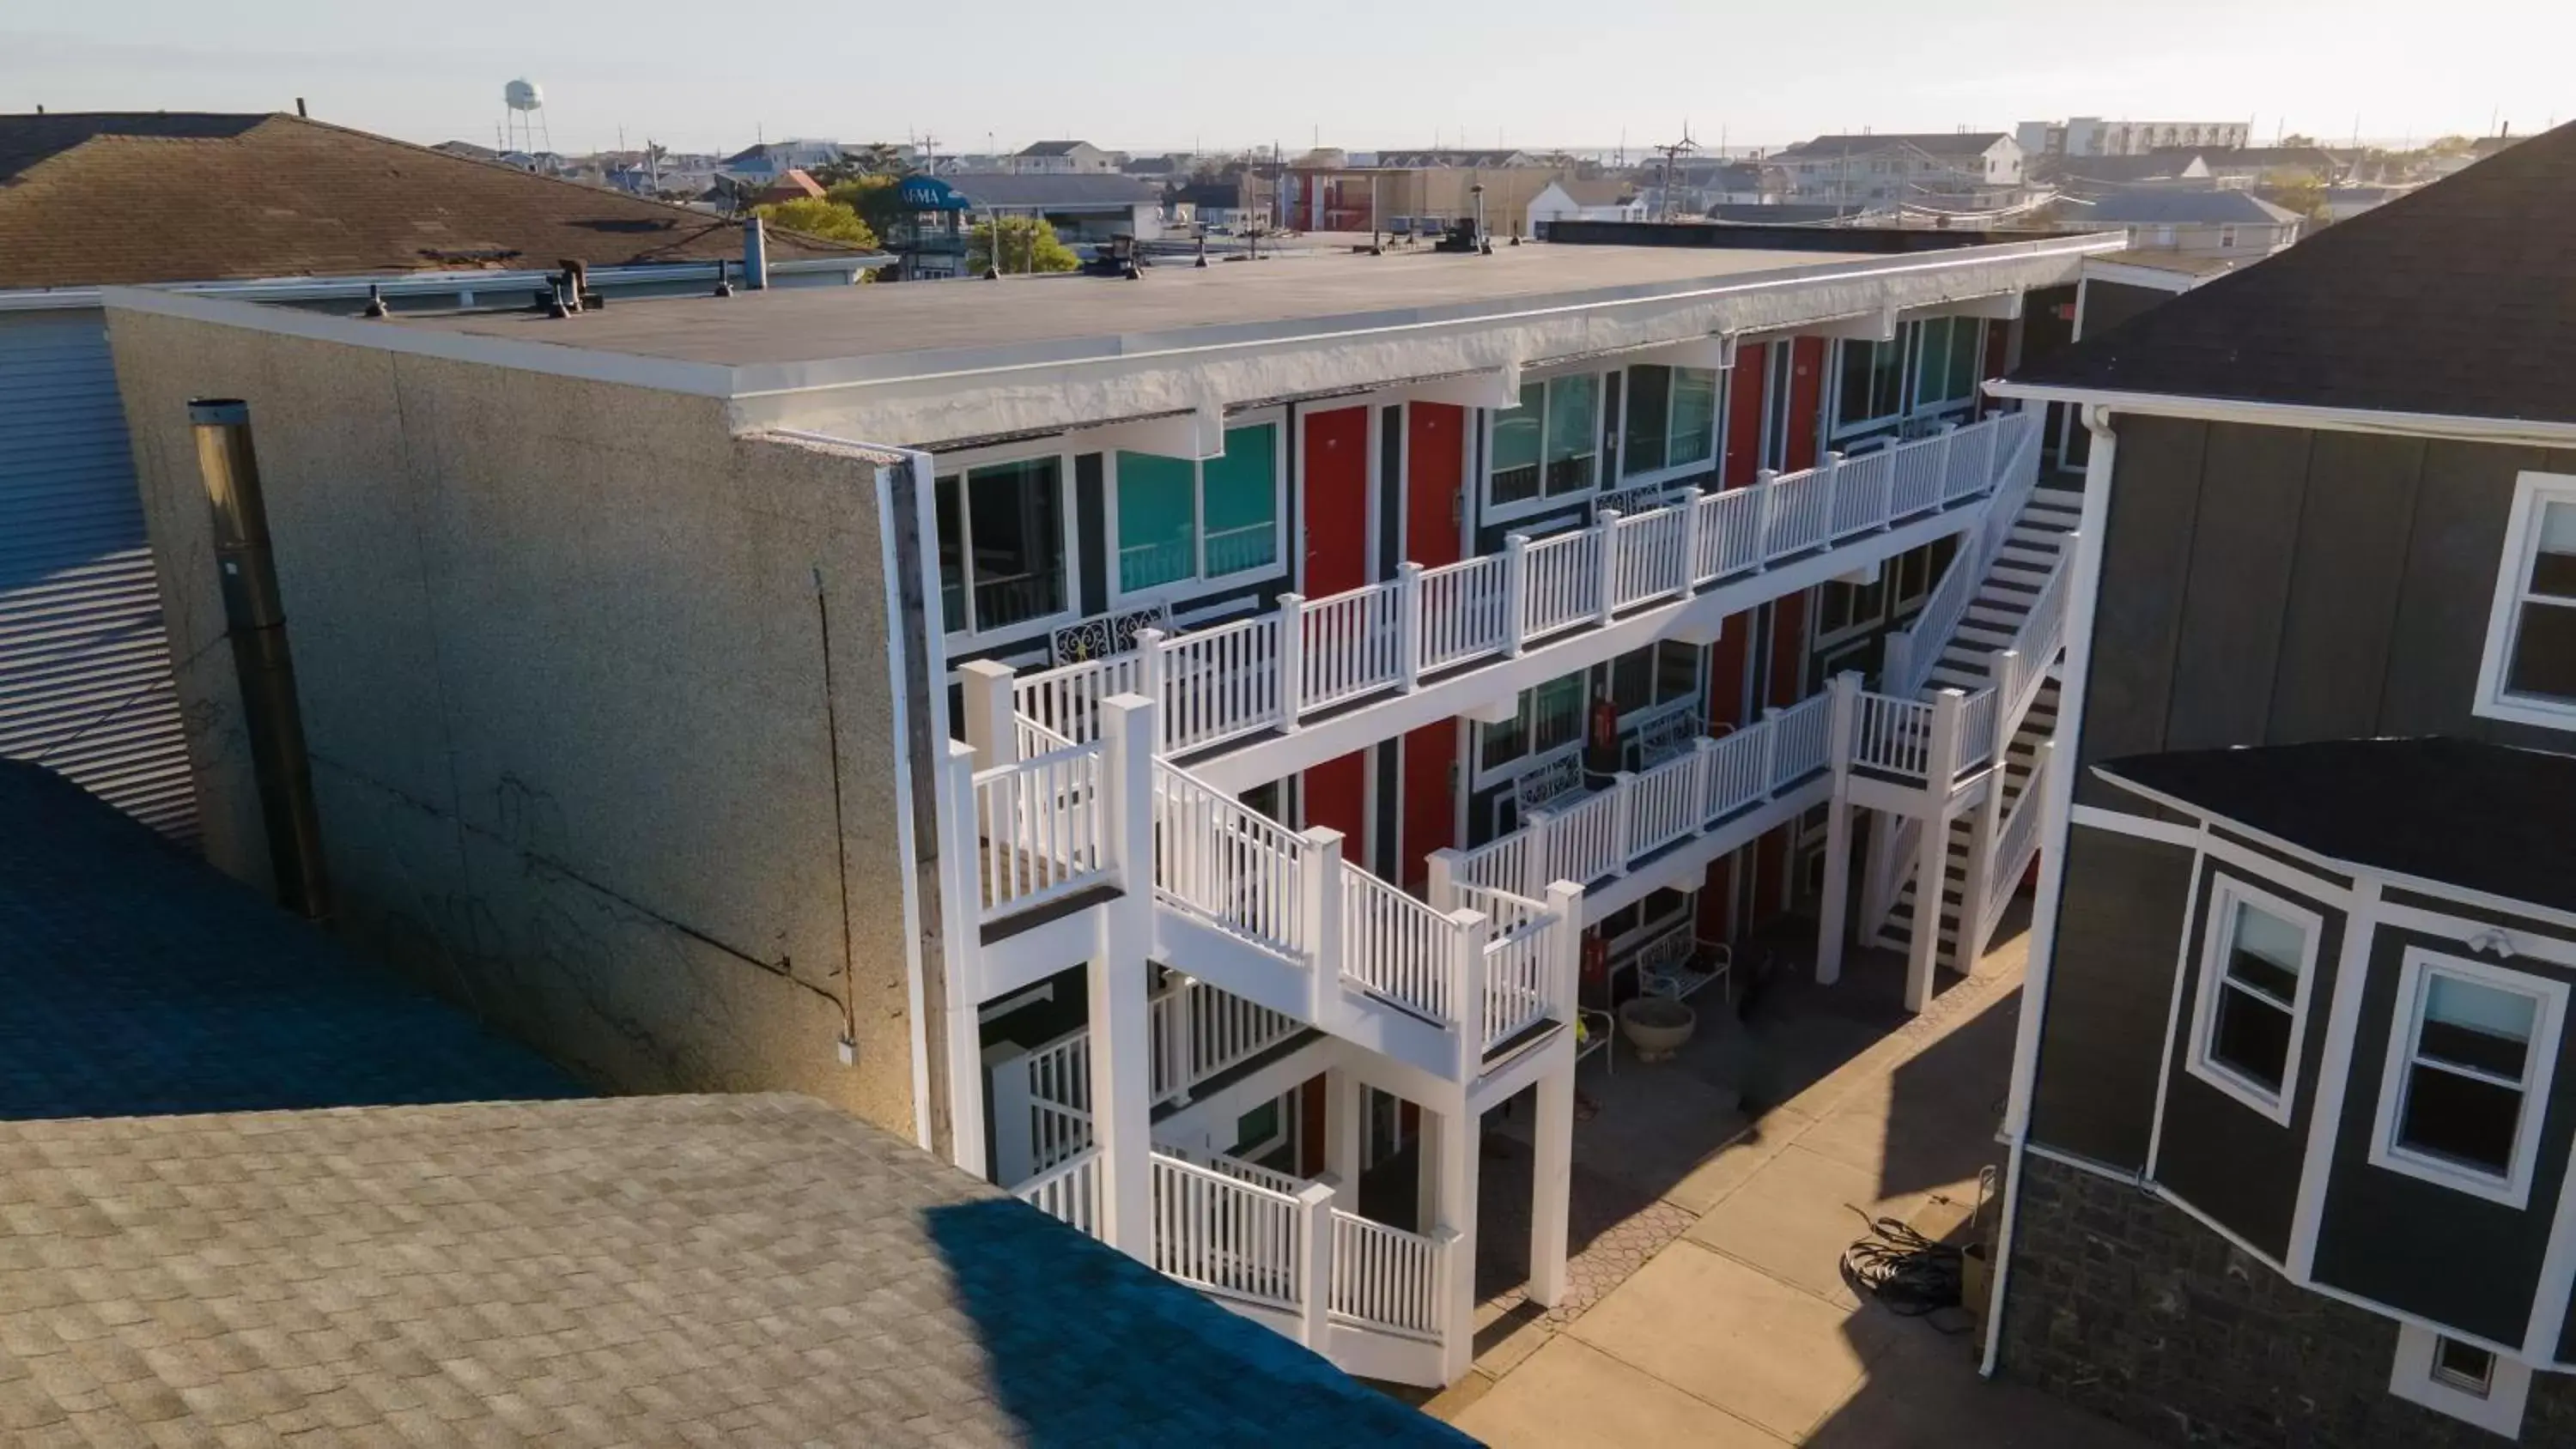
1617, 996, 1697, 1063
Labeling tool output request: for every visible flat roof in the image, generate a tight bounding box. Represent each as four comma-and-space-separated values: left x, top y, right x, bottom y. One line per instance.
402, 241, 1913, 369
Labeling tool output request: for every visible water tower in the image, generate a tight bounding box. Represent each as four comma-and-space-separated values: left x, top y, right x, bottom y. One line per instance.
502, 79, 550, 157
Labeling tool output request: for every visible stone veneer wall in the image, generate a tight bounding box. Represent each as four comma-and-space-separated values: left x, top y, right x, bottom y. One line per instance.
2000, 1153, 2576, 1447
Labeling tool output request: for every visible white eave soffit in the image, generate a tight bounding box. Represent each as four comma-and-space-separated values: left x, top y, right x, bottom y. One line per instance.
1397, 362, 1525, 412
1069, 404, 1227, 460
1902, 290, 2024, 322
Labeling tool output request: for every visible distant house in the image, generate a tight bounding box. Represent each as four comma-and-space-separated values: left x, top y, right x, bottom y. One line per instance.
751, 168, 828, 205
2323, 182, 2415, 221
2070, 189, 2302, 257
1368, 149, 1537, 170
1169, 179, 1256, 231
432, 139, 499, 163
1528, 179, 1645, 230
0, 110, 881, 843
1009, 141, 1116, 175
2015, 117, 2251, 159
1770, 132, 2024, 203
1121, 153, 1194, 179
2160, 144, 2342, 186
946, 172, 1164, 243
2030, 151, 2214, 198
721, 139, 845, 184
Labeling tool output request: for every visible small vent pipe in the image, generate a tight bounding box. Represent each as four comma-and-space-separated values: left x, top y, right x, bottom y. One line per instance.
189, 399, 331, 920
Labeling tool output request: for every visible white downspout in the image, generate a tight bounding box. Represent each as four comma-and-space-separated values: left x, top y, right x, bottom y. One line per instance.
1979, 401, 2116, 1378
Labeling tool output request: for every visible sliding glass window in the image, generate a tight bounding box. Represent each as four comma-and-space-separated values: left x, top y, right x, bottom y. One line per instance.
934, 457, 1068, 637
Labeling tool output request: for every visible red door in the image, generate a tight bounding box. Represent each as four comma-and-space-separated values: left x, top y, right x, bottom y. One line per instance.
1303, 405, 1372, 597
1722, 343, 1767, 490
1400, 722, 1456, 894
1305, 750, 1367, 847
1404, 403, 1465, 567
1784, 338, 1826, 473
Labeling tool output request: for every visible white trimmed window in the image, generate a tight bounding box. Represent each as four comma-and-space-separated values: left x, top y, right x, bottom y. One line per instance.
2369, 948, 2565, 1207
1110, 420, 1285, 601
2475, 472, 2576, 730
2184, 875, 2320, 1124
1620, 364, 1721, 482
933, 454, 1075, 644
1489, 373, 1602, 513
2388, 1323, 2531, 1437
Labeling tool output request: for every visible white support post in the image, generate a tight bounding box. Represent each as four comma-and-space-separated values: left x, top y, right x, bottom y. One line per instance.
1325, 1067, 1361, 1213
1276, 593, 1307, 731
1295, 1179, 1338, 1349
1817, 673, 1862, 987
957, 659, 1018, 768
1820, 451, 1844, 536
1608, 771, 1638, 874
1692, 736, 1722, 829
1092, 694, 1159, 1260
1502, 533, 1531, 657
1452, 908, 1492, 1079
1680, 489, 1705, 591
1937, 421, 1959, 499
1133, 627, 1168, 750
1301, 826, 1347, 1025
1425, 847, 1463, 913
1395, 561, 1425, 691
1544, 880, 1584, 1021
985, 1043, 1035, 1187
1753, 470, 1779, 567
1593, 508, 1623, 625
1523, 809, 1555, 900
1434, 1106, 1482, 1384
1906, 690, 1968, 1014
938, 740, 990, 1177
1757, 706, 1781, 797
1884, 628, 1914, 695
1527, 1059, 1574, 1309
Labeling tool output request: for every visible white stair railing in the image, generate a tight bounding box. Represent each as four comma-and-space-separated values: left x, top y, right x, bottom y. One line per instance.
1329, 1211, 1444, 1341
1343, 868, 1465, 1023
1146, 977, 1304, 1107
1013, 1144, 1103, 1234
1151, 761, 1308, 956
1979, 743, 2051, 949
1886, 410, 2042, 700
1461, 884, 1555, 1052
1011, 413, 2028, 753
1150, 1150, 1306, 1311
969, 739, 1111, 921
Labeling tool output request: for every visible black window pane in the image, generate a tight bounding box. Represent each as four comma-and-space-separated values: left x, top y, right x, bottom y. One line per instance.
2227, 946, 2300, 1007
2532, 548, 2576, 599
2506, 602, 2576, 702
2398, 1066, 2521, 1173
1655, 642, 1701, 705
1625, 366, 1670, 476
965, 459, 1064, 630
2435, 1339, 2496, 1395
1837, 343, 1876, 427
934, 476, 965, 632
2211, 989, 2291, 1092
2418, 1019, 2530, 1080
1609, 648, 1653, 715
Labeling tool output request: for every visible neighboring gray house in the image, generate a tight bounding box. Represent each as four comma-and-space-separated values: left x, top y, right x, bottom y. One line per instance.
1990, 118, 2576, 1445
1770, 131, 2024, 204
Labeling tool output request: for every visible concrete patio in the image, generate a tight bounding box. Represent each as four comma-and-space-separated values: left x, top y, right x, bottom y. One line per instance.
1427, 913, 2160, 1447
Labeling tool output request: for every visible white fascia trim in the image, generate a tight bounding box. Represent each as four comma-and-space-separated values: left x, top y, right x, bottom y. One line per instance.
7, 257, 890, 313
2076, 258, 2206, 294
1984, 380, 2576, 450
100, 284, 739, 397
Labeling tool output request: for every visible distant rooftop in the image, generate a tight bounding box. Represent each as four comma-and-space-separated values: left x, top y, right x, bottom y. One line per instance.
0, 112, 865, 289
2075, 191, 2300, 226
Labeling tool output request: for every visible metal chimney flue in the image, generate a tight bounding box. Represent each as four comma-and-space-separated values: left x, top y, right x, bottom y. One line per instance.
744, 216, 769, 290
189, 399, 331, 921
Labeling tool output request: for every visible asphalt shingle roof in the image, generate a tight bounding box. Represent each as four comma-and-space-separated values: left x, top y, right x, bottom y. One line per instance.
2010, 118, 2576, 424
2074, 190, 2300, 225
2095, 737, 2576, 913
0, 760, 1470, 1444
0, 112, 863, 289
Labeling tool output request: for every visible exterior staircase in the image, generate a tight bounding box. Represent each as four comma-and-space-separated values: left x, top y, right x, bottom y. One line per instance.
1868, 482, 2082, 970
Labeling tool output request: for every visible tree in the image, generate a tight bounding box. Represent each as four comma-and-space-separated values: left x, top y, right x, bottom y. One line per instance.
2262, 173, 2326, 219
750, 197, 880, 251
825, 174, 910, 242
811, 142, 909, 186
2277, 133, 2319, 149
969, 215, 1080, 275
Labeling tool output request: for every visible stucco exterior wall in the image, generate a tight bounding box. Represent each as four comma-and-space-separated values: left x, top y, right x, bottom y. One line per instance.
106, 307, 920, 1135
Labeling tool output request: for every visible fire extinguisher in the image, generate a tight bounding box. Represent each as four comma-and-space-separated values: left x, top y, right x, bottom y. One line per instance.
1581, 934, 1610, 992
1584, 693, 1621, 782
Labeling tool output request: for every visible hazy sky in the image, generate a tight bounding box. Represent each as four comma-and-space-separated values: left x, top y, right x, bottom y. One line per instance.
4, 0, 2564, 157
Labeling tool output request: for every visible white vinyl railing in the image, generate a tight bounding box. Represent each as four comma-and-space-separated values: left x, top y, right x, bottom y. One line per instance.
1886, 411, 2043, 699
1344, 868, 1463, 1023
1207, 1151, 1308, 1197
1448, 693, 1834, 897
1982, 756, 2048, 945
1152, 761, 1307, 956
970, 740, 1110, 922
1852, 694, 1934, 777
1014, 1144, 1103, 1235
1009, 413, 2027, 756
1330, 1211, 1443, 1341
1151, 1151, 1303, 1311
1147, 977, 1304, 1106
1467, 885, 1556, 1052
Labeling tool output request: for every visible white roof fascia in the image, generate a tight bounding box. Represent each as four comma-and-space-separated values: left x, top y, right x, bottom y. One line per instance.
3, 255, 889, 314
